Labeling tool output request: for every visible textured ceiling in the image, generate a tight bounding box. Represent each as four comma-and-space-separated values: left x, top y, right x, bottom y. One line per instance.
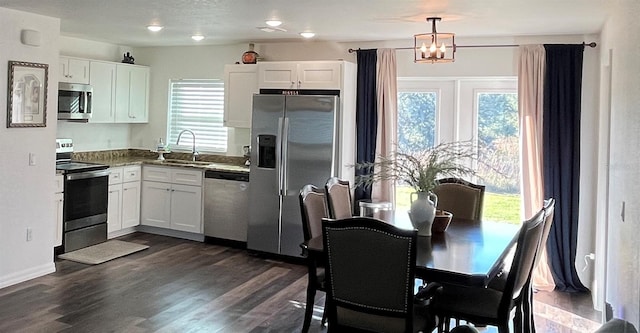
0, 0, 611, 47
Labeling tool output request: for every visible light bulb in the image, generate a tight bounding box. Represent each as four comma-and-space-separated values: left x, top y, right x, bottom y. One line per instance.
265, 20, 282, 27
440, 43, 446, 58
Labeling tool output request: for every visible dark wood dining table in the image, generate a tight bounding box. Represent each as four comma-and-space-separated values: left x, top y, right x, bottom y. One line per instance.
302, 210, 521, 287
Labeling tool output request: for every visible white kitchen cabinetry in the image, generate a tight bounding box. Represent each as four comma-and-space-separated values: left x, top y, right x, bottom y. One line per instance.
223, 64, 258, 128
89, 61, 117, 123
54, 174, 64, 247
258, 61, 343, 90
115, 64, 149, 123
59, 56, 90, 84
141, 166, 203, 234
107, 166, 141, 236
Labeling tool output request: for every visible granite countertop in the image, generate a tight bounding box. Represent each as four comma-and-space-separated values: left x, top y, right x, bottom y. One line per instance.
73, 149, 250, 173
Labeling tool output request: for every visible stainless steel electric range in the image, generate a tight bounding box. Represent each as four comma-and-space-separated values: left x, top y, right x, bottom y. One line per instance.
56, 138, 109, 253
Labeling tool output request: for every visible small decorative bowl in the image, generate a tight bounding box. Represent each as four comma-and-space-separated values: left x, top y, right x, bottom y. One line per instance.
432, 210, 453, 233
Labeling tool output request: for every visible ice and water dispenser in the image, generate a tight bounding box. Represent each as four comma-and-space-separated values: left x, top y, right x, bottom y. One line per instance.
256, 135, 276, 169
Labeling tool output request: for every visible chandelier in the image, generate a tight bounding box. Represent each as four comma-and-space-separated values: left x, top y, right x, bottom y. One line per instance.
414, 17, 456, 63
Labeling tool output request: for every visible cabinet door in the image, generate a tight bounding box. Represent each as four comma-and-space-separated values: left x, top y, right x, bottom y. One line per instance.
170, 184, 202, 233
297, 62, 342, 89
54, 192, 64, 247
128, 66, 150, 123
115, 64, 150, 123
89, 61, 117, 123
60, 57, 90, 84
107, 184, 123, 234
141, 181, 172, 228
224, 64, 258, 128
258, 62, 297, 89
121, 181, 141, 228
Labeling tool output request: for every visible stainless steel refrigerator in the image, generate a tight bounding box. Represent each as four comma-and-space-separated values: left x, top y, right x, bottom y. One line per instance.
247, 93, 340, 257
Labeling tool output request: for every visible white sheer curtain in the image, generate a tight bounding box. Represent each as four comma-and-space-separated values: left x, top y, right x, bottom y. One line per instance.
372, 48, 397, 204
518, 44, 555, 291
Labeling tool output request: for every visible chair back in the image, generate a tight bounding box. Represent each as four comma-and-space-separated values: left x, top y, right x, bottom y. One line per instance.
532, 198, 556, 270
299, 184, 328, 241
499, 208, 545, 315
322, 217, 418, 333
433, 178, 486, 220
325, 177, 353, 219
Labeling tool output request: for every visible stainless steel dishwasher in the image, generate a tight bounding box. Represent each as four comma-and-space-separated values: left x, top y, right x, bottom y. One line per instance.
203, 170, 250, 244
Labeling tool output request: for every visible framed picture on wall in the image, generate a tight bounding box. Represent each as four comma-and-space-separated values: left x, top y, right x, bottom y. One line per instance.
7, 60, 48, 128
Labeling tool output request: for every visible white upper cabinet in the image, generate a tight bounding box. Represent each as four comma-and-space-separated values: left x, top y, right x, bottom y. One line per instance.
224, 64, 258, 128
89, 61, 117, 123
258, 61, 343, 90
59, 56, 90, 84
115, 64, 150, 123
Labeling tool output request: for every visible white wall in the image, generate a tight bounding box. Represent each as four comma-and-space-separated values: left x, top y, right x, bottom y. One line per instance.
0, 8, 59, 287
599, 1, 640, 326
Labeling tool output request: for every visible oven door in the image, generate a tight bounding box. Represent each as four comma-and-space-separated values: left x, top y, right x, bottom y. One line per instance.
63, 170, 109, 227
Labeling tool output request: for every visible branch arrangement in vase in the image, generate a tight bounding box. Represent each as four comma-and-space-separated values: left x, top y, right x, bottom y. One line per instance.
353, 141, 479, 193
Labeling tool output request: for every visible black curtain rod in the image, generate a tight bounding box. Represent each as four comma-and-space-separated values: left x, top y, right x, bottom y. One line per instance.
347, 41, 597, 53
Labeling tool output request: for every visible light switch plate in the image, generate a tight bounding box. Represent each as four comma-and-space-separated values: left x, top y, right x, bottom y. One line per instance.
29, 152, 36, 166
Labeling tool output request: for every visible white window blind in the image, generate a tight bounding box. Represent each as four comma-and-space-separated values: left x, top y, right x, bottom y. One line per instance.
167, 79, 227, 153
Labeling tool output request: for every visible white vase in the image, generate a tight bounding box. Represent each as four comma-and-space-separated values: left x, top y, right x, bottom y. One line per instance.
409, 191, 438, 236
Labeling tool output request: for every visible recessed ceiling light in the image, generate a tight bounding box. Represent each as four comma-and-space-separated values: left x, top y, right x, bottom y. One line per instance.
265, 20, 282, 27
191, 35, 204, 41
147, 25, 163, 32
300, 32, 315, 38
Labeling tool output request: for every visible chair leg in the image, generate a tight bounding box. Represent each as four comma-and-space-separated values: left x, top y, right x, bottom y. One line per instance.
321, 298, 328, 326
302, 286, 316, 333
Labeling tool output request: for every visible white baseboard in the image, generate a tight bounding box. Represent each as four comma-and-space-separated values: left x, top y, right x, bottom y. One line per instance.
136, 225, 204, 242
0, 262, 56, 289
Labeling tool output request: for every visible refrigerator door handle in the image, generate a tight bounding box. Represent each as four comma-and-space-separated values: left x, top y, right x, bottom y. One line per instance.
281, 117, 290, 195
276, 117, 284, 196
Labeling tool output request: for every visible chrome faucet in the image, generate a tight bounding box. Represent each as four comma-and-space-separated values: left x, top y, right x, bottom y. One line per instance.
176, 129, 199, 161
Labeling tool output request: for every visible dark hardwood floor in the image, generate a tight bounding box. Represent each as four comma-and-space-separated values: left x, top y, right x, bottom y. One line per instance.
0, 232, 601, 332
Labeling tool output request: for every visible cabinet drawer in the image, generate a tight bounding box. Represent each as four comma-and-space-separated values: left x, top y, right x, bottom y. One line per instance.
143, 166, 172, 182
172, 169, 203, 186
109, 167, 124, 185
123, 166, 141, 182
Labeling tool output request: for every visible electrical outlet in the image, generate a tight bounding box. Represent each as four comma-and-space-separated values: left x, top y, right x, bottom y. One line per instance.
26, 228, 33, 241
29, 152, 36, 166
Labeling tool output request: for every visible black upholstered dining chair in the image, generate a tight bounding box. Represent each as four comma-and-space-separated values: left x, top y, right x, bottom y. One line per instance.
299, 184, 329, 332
321, 217, 441, 333
433, 178, 486, 220
325, 177, 353, 219
430, 207, 546, 333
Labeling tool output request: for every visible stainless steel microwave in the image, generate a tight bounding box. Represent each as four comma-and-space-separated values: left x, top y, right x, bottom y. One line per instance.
58, 82, 92, 121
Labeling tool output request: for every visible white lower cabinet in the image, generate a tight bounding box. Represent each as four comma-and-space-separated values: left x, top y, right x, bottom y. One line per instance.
54, 174, 64, 247
107, 166, 141, 236
141, 166, 203, 234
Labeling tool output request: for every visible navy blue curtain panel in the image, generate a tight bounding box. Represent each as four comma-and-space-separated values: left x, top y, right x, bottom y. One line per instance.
543, 44, 588, 292
354, 50, 378, 204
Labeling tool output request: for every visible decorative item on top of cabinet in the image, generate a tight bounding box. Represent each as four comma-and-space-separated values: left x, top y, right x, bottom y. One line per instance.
121, 52, 135, 64
242, 43, 259, 64
257, 61, 343, 90
59, 56, 90, 84
223, 64, 258, 128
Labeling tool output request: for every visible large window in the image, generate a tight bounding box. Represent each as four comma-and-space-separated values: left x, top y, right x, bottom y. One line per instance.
167, 79, 227, 153
397, 78, 520, 223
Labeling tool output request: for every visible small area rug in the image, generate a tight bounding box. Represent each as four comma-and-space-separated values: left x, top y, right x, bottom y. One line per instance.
58, 240, 149, 265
